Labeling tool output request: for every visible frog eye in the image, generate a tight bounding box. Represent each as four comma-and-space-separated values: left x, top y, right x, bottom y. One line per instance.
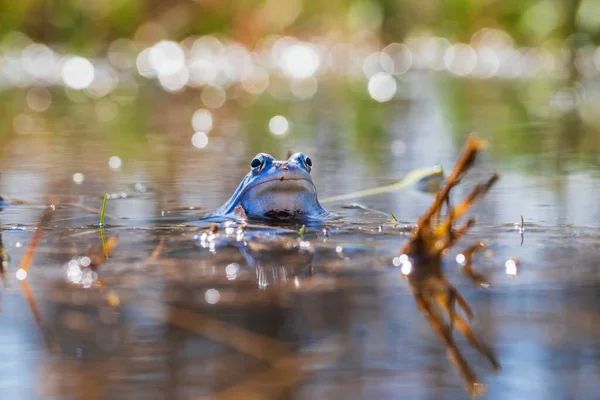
305, 156, 312, 167
250, 157, 262, 169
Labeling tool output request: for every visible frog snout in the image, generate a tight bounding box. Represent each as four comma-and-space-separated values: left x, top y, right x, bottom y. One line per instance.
275, 161, 302, 174
276, 161, 293, 171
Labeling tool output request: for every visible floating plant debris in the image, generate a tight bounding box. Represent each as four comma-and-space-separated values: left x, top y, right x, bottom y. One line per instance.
399, 135, 500, 396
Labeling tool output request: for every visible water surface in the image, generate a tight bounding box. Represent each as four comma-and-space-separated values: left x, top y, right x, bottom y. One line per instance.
0, 76, 599, 399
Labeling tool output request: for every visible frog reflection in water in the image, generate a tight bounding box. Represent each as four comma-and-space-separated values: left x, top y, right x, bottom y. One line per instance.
212, 152, 334, 221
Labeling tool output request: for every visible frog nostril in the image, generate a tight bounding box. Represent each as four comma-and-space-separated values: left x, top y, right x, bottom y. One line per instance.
282, 162, 289, 171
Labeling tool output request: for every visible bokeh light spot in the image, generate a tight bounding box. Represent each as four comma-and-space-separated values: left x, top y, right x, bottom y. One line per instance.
108, 156, 122, 169
205, 288, 220, 304
281, 43, 320, 79
269, 116, 289, 136
444, 44, 477, 76
61, 56, 95, 90
73, 173, 85, 184
192, 109, 213, 132
368, 72, 397, 102
149, 41, 185, 76
290, 77, 318, 99
192, 132, 209, 149
16, 269, 27, 281
201, 85, 226, 108
505, 259, 518, 276
26, 87, 52, 112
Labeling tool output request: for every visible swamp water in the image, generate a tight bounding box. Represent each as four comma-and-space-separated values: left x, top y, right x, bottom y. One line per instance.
0, 76, 599, 400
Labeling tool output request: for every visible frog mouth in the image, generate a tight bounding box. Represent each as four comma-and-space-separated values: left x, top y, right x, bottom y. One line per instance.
245, 177, 316, 194
263, 209, 306, 220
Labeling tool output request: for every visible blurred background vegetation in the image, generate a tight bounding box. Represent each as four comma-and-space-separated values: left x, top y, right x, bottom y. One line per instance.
2, 0, 599, 50
1, 0, 600, 177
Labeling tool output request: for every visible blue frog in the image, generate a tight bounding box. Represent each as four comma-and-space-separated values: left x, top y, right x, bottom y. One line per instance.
210, 152, 334, 221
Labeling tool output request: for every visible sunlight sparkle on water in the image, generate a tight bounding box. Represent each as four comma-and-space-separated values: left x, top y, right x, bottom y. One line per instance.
473, 47, 500, 78
393, 254, 411, 272
192, 132, 209, 149
201, 85, 226, 108
192, 109, 213, 132
444, 44, 478, 76
401, 260, 412, 275
290, 77, 318, 99
363, 52, 387, 78
381, 43, 412, 75
456, 253, 466, 265
108, 156, 122, 169
505, 258, 518, 276
87, 64, 119, 97
149, 41, 185, 76
66, 263, 82, 284
269, 116, 289, 136
16, 269, 27, 281
421, 37, 452, 70
158, 67, 189, 92
22, 43, 58, 84
108, 38, 137, 70
280, 43, 320, 78
226, 263, 239, 280
95, 99, 119, 122
72, 173, 84, 184
61, 56, 95, 90
136, 48, 154, 78
368, 72, 397, 102
205, 288, 220, 304
241, 66, 270, 95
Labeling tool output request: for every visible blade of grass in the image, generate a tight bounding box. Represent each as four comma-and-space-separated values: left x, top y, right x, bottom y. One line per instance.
100, 194, 109, 258
100, 193, 109, 227
298, 225, 306, 240
101, 226, 108, 259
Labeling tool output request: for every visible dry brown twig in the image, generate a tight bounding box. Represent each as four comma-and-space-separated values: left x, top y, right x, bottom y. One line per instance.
400, 135, 500, 397
15, 206, 59, 352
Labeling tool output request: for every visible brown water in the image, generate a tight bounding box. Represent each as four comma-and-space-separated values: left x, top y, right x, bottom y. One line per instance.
0, 76, 599, 400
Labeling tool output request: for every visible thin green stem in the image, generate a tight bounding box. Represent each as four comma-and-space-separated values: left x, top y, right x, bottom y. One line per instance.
298, 224, 306, 240
100, 193, 109, 227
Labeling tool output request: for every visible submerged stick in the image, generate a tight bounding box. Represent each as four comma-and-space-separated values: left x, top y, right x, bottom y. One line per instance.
17, 206, 59, 352
18, 206, 53, 274
62, 202, 118, 221
149, 237, 165, 262
0, 232, 5, 287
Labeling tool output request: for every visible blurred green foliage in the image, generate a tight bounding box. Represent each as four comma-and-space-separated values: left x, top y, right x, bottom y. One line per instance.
0, 0, 599, 175
1, 0, 599, 51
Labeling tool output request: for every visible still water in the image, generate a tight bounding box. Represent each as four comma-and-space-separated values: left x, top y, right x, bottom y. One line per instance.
0, 75, 599, 400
